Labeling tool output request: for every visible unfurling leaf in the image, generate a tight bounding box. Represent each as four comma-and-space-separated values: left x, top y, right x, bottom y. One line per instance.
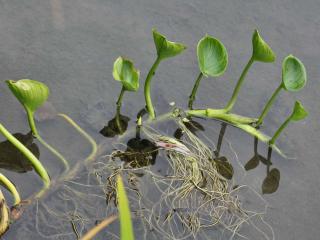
6, 79, 49, 114
197, 35, 228, 77
152, 29, 186, 60
252, 29, 276, 62
113, 57, 140, 92
282, 55, 307, 92
290, 101, 308, 121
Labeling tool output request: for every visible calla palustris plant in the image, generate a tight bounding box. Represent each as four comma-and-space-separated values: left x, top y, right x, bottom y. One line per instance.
113, 56, 140, 133
144, 29, 186, 119
6, 79, 49, 137
6, 79, 69, 170
188, 35, 228, 109
256, 55, 307, 126
223, 29, 276, 113
269, 101, 308, 145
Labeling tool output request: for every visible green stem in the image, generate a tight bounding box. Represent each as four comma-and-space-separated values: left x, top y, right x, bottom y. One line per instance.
0, 173, 21, 205
57, 113, 97, 163
256, 84, 283, 126
26, 109, 38, 136
187, 109, 257, 124
26, 108, 69, 171
188, 72, 203, 109
269, 116, 291, 145
0, 124, 50, 191
144, 56, 161, 119
224, 57, 254, 112
36, 135, 69, 172
116, 87, 126, 134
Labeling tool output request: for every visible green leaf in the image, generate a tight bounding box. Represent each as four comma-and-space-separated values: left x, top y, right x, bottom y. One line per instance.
197, 35, 228, 77
6, 79, 49, 114
116, 175, 134, 240
113, 57, 140, 92
282, 55, 307, 92
252, 29, 276, 62
290, 101, 308, 121
152, 29, 186, 60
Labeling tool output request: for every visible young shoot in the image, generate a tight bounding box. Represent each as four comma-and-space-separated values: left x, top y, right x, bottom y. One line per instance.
270, 101, 308, 145
6, 79, 69, 171
224, 29, 276, 112
113, 56, 140, 134
116, 174, 135, 240
144, 29, 186, 119
188, 35, 228, 109
256, 55, 307, 126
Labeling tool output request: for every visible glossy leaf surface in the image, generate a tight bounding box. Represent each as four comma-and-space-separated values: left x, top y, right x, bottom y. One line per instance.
252, 29, 276, 62
282, 55, 307, 92
6, 79, 49, 113
113, 57, 140, 92
197, 35, 228, 77
152, 29, 186, 60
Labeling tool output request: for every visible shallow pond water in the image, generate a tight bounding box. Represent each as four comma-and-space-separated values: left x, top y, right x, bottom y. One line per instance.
0, 0, 319, 239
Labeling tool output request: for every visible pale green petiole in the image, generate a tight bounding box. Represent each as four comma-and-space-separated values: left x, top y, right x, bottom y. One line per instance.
187, 108, 257, 124
144, 56, 161, 119
26, 109, 69, 172
0, 124, 50, 191
256, 84, 282, 126
269, 117, 291, 145
116, 86, 126, 133
224, 57, 254, 112
0, 173, 21, 206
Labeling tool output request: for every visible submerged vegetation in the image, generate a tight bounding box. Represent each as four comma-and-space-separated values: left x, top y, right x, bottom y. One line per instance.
0, 28, 308, 239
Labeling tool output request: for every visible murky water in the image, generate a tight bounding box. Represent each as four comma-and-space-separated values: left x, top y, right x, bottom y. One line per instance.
0, 0, 319, 239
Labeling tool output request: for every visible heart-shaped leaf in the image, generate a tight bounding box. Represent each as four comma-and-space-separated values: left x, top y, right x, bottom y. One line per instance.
290, 101, 308, 121
282, 55, 307, 92
113, 57, 140, 92
6, 79, 49, 114
252, 29, 276, 62
262, 168, 280, 194
197, 35, 228, 77
152, 29, 186, 60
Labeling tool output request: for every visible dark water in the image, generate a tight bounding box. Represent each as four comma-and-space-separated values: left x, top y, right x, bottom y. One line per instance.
0, 0, 319, 239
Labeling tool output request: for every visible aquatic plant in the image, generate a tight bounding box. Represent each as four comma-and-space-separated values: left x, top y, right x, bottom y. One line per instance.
0, 173, 21, 206
113, 57, 140, 134
188, 35, 228, 109
144, 29, 186, 119
256, 55, 307, 126
0, 124, 50, 191
6, 79, 69, 171
223, 29, 276, 112
270, 101, 308, 145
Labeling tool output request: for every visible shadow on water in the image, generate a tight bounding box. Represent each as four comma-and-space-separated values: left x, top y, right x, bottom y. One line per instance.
0, 132, 39, 173
110, 108, 158, 168
245, 136, 281, 194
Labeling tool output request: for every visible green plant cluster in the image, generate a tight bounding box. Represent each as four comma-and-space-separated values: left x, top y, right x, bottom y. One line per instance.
112, 28, 308, 151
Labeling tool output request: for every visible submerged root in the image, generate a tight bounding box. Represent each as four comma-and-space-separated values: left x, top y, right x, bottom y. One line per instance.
93, 118, 274, 240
